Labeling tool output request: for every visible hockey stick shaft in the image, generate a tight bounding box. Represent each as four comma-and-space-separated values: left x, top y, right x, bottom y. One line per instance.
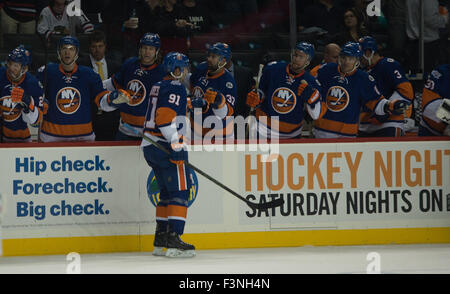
124, 124, 283, 210
246, 64, 264, 139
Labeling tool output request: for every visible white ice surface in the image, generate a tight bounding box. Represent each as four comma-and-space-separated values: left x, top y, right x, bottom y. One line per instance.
0, 244, 449, 274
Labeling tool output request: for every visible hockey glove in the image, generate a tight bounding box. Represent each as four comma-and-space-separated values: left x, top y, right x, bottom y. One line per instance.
384, 99, 409, 115
10, 87, 34, 113
298, 80, 320, 107
191, 97, 210, 113
246, 90, 262, 108
107, 89, 130, 106
204, 88, 225, 109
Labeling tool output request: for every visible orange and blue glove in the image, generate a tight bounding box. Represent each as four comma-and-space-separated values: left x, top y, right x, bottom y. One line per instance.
384, 99, 409, 115
10, 87, 34, 113
204, 88, 225, 109
298, 80, 320, 107
107, 89, 130, 106
246, 90, 262, 108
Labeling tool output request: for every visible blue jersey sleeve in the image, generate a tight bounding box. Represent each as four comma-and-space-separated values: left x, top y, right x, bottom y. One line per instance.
26, 74, 44, 107
361, 73, 384, 111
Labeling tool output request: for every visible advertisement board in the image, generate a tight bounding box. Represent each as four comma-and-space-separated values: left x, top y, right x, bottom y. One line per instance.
0, 138, 449, 256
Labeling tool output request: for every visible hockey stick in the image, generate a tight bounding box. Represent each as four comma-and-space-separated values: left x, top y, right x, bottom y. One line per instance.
124, 123, 284, 211
246, 64, 264, 139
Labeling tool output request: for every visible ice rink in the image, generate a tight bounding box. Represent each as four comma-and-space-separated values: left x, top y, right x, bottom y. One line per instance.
1, 243, 449, 274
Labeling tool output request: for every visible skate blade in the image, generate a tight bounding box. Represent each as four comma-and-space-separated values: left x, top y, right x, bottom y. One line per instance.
152, 247, 166, 256
165, 248, 196, 258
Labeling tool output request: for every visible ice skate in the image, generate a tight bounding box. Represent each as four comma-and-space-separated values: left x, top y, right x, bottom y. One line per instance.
152, 231, 167, 256
165, 232, 196, 258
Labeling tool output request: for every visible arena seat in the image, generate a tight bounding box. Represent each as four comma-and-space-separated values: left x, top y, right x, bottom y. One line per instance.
189, 34, 232, 51
232, 33, 276, 51
2, 33, 45, 52
231, 50, 263, 72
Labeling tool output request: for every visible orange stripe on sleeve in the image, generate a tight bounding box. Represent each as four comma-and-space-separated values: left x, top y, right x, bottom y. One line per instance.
309, 65, 320, 77
95, 90, 109, 107
423, 116, 446, 133
226, 101, 234, 116
155, 107, 177, 126
422, 88, 442, 109
396, 82, 414, 101
365, 96, 384, 112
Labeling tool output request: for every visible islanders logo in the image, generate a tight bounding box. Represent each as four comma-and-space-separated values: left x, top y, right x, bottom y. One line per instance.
56, 87, 81, 114
147, 169, 199, 208
126, 79, 146, 106
271, 87, 296, 114
326, 86, 350, 112
192, 86, 204, 99
0, 96, 22, 122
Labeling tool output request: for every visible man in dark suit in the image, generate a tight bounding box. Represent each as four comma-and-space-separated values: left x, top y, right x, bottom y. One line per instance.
79, 30, 121, 141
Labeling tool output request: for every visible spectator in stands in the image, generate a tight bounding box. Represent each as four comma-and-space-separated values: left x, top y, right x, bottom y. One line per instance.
120, 0, 163, 60
0, 0, 47, 48
405, 0, 448, 74
80, 0, 109, 29
37, 0, 94, 42
213, 0, 258, 26
385, 0, 408, 65
155, 0, 191, 53
101, 0, 137, 62
354, 0, 388, 34
332, 7, 369, 46
310, 43, 341, 76
137, 0, 161, 35
178, 0, 213, 38
78, 30, 121, 141
297, 0, 346, 35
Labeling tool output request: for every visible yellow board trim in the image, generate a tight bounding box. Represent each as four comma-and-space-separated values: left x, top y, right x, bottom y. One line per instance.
3, 227, 450, 257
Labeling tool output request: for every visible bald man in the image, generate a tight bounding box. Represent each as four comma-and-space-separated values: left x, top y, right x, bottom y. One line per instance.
310, 43, 341, 77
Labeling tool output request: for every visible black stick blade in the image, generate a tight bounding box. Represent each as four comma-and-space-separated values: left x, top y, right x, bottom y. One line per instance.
246, 197, 285, 210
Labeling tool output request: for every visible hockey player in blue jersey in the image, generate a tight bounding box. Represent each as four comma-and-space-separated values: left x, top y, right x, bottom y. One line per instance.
313, 42, 408, 138
419, 64, 450, 136
0, 47, 44, 142
358, 36, 414, 137
37, 36, 122, 142
142, 52, 195, 258
189, 42, 237, 142
97, 33, 165, 141
246, 42, 326, 139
